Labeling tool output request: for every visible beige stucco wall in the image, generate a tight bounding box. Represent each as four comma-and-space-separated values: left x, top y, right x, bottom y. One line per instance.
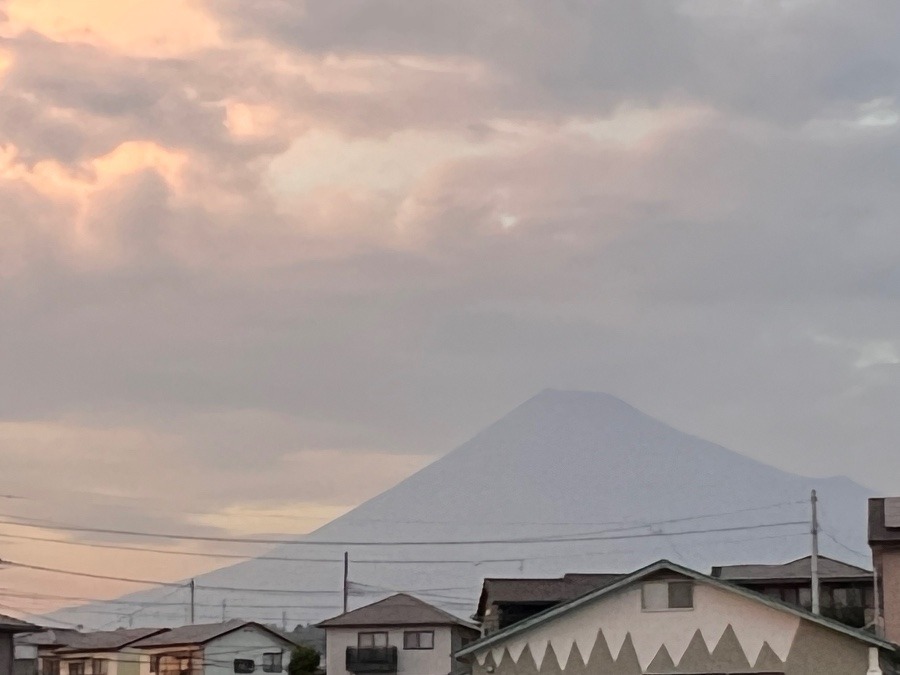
326, 626, 456, 675
468, 579, 879, 675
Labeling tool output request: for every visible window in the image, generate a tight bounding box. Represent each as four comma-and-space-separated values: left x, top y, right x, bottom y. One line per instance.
91, 660, 107, 675
642, 581, 693, 611
358, 632, 388, 648
233, 660, 255, 674
179, 657, 192, 675
43, 660, 60, 675
262, 654, 282, 673
69, 662, 85, 675
403, 631, 434, 650
798, 587, 812, 609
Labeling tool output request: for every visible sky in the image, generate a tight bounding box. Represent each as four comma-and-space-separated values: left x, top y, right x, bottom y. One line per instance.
2, 0, 900, 617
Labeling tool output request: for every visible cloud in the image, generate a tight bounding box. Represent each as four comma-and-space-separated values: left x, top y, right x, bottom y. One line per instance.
3, 0, 900, 602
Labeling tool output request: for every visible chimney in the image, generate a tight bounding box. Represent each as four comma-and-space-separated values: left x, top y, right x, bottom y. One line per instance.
868, 497, 900, 642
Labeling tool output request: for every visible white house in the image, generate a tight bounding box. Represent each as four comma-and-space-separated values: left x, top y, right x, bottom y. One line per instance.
456, 559, 897, 675
319, 594, 479, 675
130, 621, 297, 675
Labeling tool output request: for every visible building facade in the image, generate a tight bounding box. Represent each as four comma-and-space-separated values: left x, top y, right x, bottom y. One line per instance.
320, 594, 479, 675
457, 561, 895, 675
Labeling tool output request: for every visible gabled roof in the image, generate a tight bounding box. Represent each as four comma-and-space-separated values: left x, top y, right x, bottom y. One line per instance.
131, 620, 296, 649
711, 555, 872, 583
53, 628, 167, 653
457, 559, 895, 659
318, 594, 477, 630
0, 613, 39, 633
475, 573, 623, 619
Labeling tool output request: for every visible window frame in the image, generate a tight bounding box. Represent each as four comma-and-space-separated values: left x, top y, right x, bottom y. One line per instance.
357, 632, 389, 649
641, 580, 694, 612
261, 653, 282, 673
91, 659, 108, 675
233, 659, 255, 674
68, 662, 86, 675
403, 631, 435, 650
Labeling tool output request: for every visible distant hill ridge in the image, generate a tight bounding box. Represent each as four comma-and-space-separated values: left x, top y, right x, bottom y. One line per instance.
52, 389, 873, 629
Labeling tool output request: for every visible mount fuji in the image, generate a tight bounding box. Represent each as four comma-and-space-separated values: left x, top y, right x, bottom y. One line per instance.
51, 390, 873, 629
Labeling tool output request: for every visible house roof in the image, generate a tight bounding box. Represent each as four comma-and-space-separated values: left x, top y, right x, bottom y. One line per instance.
475, 573, 623, 619
131, 620, 296, 649
456, 559, 896, 660
0, 613, 39, 633
870, 498, 900, 545
711, 555, 872, 583
318, 593, 477, 630
53, 628, 167, 653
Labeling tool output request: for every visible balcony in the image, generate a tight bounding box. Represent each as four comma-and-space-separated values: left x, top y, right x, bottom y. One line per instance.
346, 647, 398, 673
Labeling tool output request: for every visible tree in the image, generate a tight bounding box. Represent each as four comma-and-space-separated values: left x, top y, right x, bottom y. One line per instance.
289, 645, 321, 675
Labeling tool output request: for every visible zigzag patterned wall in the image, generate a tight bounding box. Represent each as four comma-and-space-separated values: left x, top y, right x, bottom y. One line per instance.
478, 625, 789, 674
474, 582, 801, 672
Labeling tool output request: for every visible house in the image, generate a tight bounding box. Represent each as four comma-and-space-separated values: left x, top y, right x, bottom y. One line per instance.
456, 559, 897, 675
475, 575, 623, 636
870, 497, 900, 642
319, 594, 480, 675
711, 555, 875, 628
29, 627, 167, 675
1, 615, 39, 675
129, 620, 298, 675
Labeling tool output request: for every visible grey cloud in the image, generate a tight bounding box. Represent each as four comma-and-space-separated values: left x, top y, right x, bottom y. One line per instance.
4, 0, 900, 546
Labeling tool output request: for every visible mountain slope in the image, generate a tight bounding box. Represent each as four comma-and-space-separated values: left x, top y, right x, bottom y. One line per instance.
52, 390, 873, 629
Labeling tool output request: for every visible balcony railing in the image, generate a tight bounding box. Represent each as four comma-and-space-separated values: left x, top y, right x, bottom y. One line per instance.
346, 647, 398, 673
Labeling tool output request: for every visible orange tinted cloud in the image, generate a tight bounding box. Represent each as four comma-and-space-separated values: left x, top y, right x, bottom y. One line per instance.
5, 0, 220, 57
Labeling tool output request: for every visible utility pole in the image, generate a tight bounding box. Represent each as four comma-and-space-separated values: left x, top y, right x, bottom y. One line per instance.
189, 579, 196, 624
282, 611, 287, 631
811, 490, 820, 614
343, 551, 349, 614
221, 599, 227, 622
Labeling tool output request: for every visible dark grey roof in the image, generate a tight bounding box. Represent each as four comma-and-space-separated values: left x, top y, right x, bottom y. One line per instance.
319, 594, 477, 629
870, 498, 900, 545
0, 614, 39, 633
131, 620, 293, 648
457, 559, 895, 661
54, 628, 167, 652
711, 555, 872, 582
475, 573, 623, 619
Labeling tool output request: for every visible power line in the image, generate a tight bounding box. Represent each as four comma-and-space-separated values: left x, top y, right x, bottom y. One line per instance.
0, 520, 806, 593
0, 508, 807, 547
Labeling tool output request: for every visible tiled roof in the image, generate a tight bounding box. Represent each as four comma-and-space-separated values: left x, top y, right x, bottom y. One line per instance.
0, 613, 39, 632
131, 620, 293, 648
711, 555, 871, 582
319, 594, 476, 629
475, 573, 623, 619
55, 628, 166, 652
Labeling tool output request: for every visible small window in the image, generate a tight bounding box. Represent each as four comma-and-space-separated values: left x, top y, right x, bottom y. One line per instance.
233, 660, 255, 674
668, 581, 693, 609
262, 654, 282, 673
179, 657, 192, 675
69, 662, 85, 675
358, 632, 388, 648
642, 581, 693, 611
799, 586, 812, 609
403, 631, 434, 650
44, 660, 60, 675
91, 660, 107, 675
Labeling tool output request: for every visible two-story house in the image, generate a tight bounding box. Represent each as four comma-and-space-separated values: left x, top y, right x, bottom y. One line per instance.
319, 594, 479, 675
28, 627, 167, 675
